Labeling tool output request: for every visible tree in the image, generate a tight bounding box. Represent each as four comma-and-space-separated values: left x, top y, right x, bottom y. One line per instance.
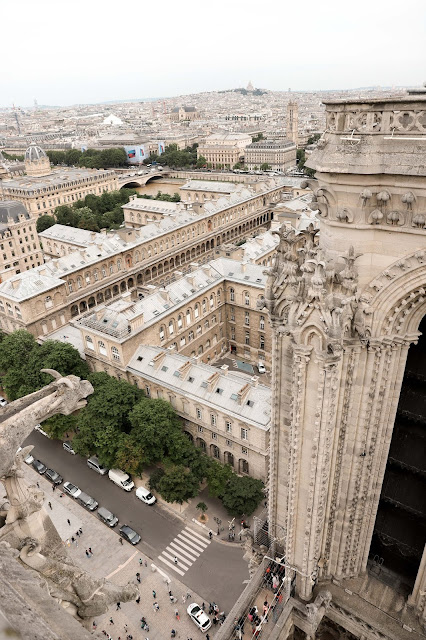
260, 163, 272, 171
206, 460, 233, 497
157, 465, 200, 504
43, 414, 77, 439
129, 397, 182, 465
252, 133, 264, 143
233, 163, 243, 170
221, 476, 264, 516
55, 205, 79, 227
148, 467, 165, 491
0, 330, 37, 399
196, 502, 208, 521
64, 149, 83, 166
196, 156, 207, 169
36, 214, 56, 233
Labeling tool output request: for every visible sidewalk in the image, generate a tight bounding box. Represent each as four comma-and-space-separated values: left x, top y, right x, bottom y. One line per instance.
23, 465, 219, 640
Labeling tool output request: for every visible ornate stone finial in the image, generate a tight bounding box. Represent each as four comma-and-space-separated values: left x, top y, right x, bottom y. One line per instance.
401, 191, 415, 209
360, 188, 372, 206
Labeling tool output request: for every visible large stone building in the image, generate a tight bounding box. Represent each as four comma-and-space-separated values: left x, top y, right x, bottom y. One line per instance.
245, 139, 297, 171
255, 93, 426, 639
0, 144, 118, 217
0, 182, 282, 338
0, 200, 43, 282
169, 106, 201, 122
126, 345, 271, 480
197, 133, 252, 169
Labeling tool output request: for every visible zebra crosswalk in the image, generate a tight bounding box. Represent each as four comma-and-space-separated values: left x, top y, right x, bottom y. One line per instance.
158, 526, 211, 576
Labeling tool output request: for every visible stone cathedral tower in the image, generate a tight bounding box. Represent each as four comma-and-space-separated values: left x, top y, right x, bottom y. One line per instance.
287, 101, 299, 147
266, 94, 426, 638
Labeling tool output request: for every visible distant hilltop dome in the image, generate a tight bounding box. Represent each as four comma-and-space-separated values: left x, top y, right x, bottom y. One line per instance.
247, 81, 254, 92
24, 143, 51, 178
103, 114, 123, 126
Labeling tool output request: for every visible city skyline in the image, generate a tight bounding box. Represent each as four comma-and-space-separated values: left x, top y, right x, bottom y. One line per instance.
2, 0, 425, 107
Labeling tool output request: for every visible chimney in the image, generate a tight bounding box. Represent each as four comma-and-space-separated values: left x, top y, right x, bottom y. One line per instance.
241, 261, 248, 272
130, 194, 138, 201
129, 312, 144, 331
237, 383, 251, 405
220, 364, 229, 376
207, 371, 221, 392
179, 360, 192, 378
90, 232, 97, 241
152, 350, 166, 370
251, 375, 259, 387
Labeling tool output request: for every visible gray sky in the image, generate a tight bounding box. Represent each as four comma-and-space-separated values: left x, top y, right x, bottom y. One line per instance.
2, 0, 425, 107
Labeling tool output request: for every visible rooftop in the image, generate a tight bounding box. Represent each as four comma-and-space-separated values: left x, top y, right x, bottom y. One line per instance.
127, 345, 271, 429
1, 167, 116, 193
180, 180, 237, 193
0, 200, 30, 224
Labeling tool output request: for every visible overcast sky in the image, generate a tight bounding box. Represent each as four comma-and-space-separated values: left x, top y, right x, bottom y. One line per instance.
2, 0, 425, 107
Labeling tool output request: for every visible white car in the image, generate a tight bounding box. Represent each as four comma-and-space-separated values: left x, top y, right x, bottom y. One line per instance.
136, 486, 156, 505
63, 441, 76, 455
187, 603, 212, 632
34, 424, 50, 438
63, 482, 81, 499
258, 362, 266, 374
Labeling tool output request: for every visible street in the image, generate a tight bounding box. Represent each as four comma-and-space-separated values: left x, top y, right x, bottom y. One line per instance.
23, 430, 249, 611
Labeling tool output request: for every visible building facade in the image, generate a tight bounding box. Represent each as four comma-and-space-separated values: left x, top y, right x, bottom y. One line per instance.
0, 201, 43, 282
0, 182, 282, 338
263, 94, 426, 638
287, 100, 299, 147
197, 133, 252, 169
244, 139, 297, 171
126, 345, 271, 480
0, 144, 118, 217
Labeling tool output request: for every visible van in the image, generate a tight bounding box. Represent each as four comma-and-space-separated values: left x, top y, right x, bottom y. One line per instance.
87, 456, 109, 475
77, 492, 99, 511
97, 506, 119, 527
108, 469, 134, 492
136, 485, 156, 505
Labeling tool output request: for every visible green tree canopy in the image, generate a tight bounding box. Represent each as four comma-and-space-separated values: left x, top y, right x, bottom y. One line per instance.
260, 163, 272, 171
129, 397, 182, 465
36, 214, 56, 233
221, 476, 264, 516
206, 460, 234, 498
157, 465, 200, 504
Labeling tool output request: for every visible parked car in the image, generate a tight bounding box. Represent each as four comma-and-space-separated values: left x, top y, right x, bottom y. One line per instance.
0, 396, 8, 407
76, 491, 99, 511
108, 469, 134, 491
119, 525, 141, 545
87, 456, 108, 475
257, 362, 266, 374
34, 424, 50, 438
32, 459, 47, 475
44, 468, 63, 485
16, 447, 34, 465
136, 486, 156, 505
63, 441, 76, 455
97, 507, 119, 528
63, 482, 81, 499
187, 603, 212, 632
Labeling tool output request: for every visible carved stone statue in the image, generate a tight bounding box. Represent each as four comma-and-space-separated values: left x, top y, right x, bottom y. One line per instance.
0, 370, 138, 631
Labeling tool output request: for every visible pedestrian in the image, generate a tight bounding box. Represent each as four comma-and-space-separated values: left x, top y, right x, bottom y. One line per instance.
88, 547, 93, 555
52, 484, 55, 492
78, 527, 82, 535
119, 537, 123, 545
139, 557, 143, 566
109, 617, 114, 625
202, 602, 205, 611
186, 592, 191, 600
71, 536, 75, 544
206, 635, 210, 640
171, 630, 176, 638
36, 481, 40, 488
152, 590, 156, 598
93, 621, 97, 630
208, 530, 213, 540
144, 559, 147, 567
48, 501, 52, 510
136, 595, 140, 604
153, 602, 159, 612
67, 518, 71, 526
168, 590, 172, 597
173, 556, 178, 565
116, 602, 121, 610
124, 623, 128, 633
263, 601, 269, 619
181, 594, 186, 604
85, 550, 90, 558
175, 609, 180, 621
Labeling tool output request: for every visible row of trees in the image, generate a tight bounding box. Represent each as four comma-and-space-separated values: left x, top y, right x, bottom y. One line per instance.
0, 330, 264, 516
36, 188, 137, 234
144, 144, 206, 169
47, 148, 128, 169
139, 190, 181, 203
296, 149, 315, 177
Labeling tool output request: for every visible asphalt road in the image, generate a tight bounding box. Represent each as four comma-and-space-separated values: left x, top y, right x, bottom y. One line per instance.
23, 431, 249, 611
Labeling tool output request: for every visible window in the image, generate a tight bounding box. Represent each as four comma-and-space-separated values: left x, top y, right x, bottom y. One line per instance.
98, 341, 107, 355
117, 259, 122, 270
159, 326, 165, 340
198, 425, 204, 433
245, 292, 250, 306
45, 296, 53, 309
77, 276, 82, 289
230, 307, 235, 321
245, 332, 250, 346
111, 347, 120, 361
180, 337, 186, 347
260, 315, 265, 330
241, 447, 248, 455
230, 288, 235, 302
145, 386, 151, 397
231, 328, 235, 341
168, 320, 174, 335
188, 330, 194, 341
241, 428, 248, 440
196, 408, 202, 420
204, 320, 209, 329
68, 280, 73, 293
85, 272, 91, 285
226, 421, 232, 433
210, 294, 214, 308
186, 310, 191, 324
202, 299, 207, 313
15, 306, 22, 319
212, 432, 217, 440
196, 324, 202, 335
86, 336, 94, 350
93, 270, 99, 281
260, 335, 265, 350
178, 315, 183, 329
245, 312, 250, 326
194, 304, 199, 319
211, 414, 217, 426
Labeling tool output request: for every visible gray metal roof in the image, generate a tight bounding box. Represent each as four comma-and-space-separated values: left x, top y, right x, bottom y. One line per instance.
0, 200, 30, 224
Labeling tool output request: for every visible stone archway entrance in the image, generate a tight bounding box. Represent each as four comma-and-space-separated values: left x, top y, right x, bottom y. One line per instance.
369, 314, 426, 590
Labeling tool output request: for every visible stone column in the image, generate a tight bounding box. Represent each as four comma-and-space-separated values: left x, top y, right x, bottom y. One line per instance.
408, 543, 426, 628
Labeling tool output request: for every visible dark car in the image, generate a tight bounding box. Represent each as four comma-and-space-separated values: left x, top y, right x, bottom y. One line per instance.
44, 468, 63, 485
119, 524, 141, 545
32, 459, 47, 475
76, 491, 99, 511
